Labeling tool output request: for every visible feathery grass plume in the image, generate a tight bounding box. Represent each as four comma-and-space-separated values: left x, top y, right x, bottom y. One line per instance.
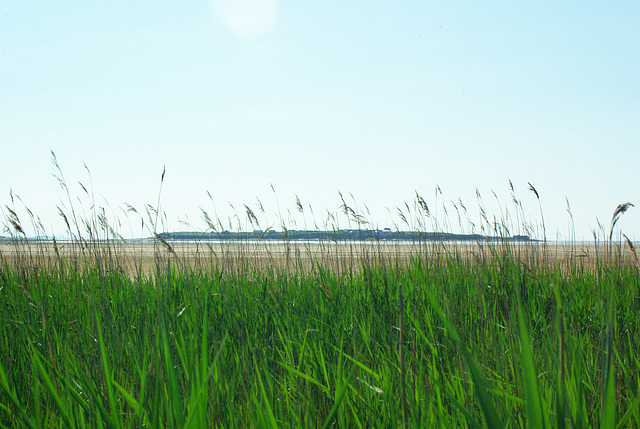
51, 151, 84, 243
566, 197, 576, 263
154, 232, 175, 254
608, 202, 634, 243
608, 202, 634, 261
270, 182, 285, 231
204, 190, 221, 230
396, 207, 408, 227
295, 195, 303, 213
509, 179, 524, 237
527, 182, 539, 199
623, 234, 639, 268
123, 202, 138, 215
13, 194, 44, 239
415, 191, 429, 216
56, 206, 71, 234
245, 205, 259, 228
145, 204, 158, 229
338, 190, 349, 217
5, 207, 25, 237
528, 182, 545, 233
451, 199, 463, 232
152, 165, 166, 235
253, 196, 264, 215
200, 208, 216, 231
403, 201, 412, 223
475, 188, 490, 234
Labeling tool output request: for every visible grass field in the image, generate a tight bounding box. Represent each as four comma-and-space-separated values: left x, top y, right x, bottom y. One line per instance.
1, 174, 639, 427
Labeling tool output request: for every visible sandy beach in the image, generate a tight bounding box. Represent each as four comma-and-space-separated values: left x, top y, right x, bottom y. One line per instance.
1, 239, 636, 275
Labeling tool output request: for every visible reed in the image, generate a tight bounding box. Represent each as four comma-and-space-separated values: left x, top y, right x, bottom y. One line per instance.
0, 160, 638, 427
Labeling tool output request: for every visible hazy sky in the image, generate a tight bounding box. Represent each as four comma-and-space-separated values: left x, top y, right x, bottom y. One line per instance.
2, 1, 639, 240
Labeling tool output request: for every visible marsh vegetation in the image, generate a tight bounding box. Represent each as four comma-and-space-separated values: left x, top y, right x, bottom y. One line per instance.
1, 160, 638, 427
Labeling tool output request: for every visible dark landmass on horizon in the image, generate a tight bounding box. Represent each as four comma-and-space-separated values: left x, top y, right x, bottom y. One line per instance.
155, 229, 534, 243
0, 229, 534, 243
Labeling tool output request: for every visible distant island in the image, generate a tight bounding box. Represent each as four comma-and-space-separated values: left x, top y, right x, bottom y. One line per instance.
0, 230, 534, 243
156, 229, 533, 243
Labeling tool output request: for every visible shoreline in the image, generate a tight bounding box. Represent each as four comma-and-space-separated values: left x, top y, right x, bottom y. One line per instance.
2, 240, 637, 275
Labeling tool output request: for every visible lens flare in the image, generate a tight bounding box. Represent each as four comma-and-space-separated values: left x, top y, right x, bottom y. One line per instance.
211, 0, 277, 40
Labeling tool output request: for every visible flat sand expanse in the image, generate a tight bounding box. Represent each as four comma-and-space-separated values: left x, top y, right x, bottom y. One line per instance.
1, 240, 637, 275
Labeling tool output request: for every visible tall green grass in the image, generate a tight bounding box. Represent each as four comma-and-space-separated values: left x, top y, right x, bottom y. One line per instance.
1, 158, 639, 427
2, 242, 639, 427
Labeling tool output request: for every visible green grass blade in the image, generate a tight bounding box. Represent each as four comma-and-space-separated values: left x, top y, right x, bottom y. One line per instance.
76, 372, 118, 429
330, 345, 381, 382
321, 365, 354, 429
428, 294, 504, 429
601, 299, 616, 429
517, 291, 548, 429
617, 395, 640, 429
255, 359, 279, 429
112, 380, 149, 424
31, 349, 75, 429
407, 350, 484, 429
95, 309, 121, 429
278, 361, 331, 397
161, 316, 186, 428
0, 358, 37, 429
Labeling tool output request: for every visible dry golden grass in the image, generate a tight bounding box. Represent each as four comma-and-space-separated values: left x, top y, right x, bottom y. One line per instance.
2, 240, 637, 276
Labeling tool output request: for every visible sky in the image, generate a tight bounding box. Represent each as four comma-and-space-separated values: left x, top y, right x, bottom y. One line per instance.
1, 1, 639, 241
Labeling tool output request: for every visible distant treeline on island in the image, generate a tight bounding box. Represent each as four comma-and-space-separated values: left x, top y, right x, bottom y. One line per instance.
156, 229, 533, 243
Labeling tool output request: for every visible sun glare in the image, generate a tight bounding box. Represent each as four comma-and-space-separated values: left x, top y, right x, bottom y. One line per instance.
211, 0, 278, 40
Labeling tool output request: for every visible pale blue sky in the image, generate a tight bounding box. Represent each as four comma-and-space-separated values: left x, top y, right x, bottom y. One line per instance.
2, 1, 639, 240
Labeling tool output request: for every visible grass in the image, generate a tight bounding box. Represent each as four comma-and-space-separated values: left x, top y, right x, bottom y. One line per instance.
0, 158, 639, 427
